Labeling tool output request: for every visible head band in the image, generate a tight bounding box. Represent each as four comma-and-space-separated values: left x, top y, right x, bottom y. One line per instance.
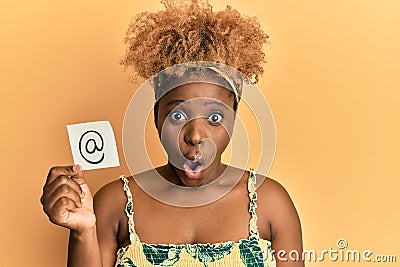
152, 61, 249, 103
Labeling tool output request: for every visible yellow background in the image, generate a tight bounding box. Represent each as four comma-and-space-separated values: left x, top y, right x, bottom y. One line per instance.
1, 0, 399, 266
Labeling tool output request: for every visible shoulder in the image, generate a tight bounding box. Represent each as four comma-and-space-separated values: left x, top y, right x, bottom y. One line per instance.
93, 176, 127, 206
231, 167, 296, 212
253, 173, 301, 231
93, 176, 129, 232
254, 174, 293, 205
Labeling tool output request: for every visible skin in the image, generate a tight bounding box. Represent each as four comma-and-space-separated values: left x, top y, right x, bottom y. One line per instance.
155, 83, 236, 187
41, 83, 304, 267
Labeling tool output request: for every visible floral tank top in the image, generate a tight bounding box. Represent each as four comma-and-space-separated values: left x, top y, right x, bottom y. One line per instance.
115, 169, 276, 267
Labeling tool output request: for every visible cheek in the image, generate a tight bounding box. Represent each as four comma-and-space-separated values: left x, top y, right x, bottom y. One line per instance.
211, 128, 231, 154
216, 118, 234, 151
159, 123, 181, 153
219, 134, 231, 152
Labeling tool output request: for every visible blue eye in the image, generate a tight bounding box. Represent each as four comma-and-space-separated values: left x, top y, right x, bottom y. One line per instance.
208, 113, 223, 124
169, 111, 186, 122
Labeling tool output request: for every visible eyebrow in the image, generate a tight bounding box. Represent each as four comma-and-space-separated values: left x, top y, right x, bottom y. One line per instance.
204, 100, 230, 111
164, 100, 185, 108
164, 99, 230, 110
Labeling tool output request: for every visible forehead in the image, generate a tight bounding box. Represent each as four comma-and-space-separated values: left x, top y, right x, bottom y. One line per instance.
159, 82, 233, 104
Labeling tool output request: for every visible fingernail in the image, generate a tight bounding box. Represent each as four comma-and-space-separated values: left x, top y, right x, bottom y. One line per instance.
81, 191, 86, 198
73, 165, 81, 172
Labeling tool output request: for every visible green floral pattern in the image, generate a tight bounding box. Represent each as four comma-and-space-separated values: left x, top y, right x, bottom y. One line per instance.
116, 258, 138, 267
238, 237, 265, 267
116, 170, 276, 267
142, 244, 183, 266
186, 242, 235, 265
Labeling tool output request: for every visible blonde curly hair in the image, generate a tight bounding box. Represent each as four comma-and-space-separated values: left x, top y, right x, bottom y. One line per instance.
120, 0, 268, 83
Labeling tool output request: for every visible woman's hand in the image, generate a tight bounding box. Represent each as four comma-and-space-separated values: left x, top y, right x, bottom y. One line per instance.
41, 165, 96, 234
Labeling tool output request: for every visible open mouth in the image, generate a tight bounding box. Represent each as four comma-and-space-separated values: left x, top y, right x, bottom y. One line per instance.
183, 158, 204, 179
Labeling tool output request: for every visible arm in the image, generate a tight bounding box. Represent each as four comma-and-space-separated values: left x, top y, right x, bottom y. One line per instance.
68, 225, 102, 267
259, 178, 304, 267
41, 166, 102, 266
91, 181, 125, 266
41, 166, 120, 267
68, 179, 122, 266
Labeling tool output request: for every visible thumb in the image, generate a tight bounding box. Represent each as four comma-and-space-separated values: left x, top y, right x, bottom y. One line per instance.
79, 183, 93, 210
70, 165, 86, 185
63, 206, 96, 232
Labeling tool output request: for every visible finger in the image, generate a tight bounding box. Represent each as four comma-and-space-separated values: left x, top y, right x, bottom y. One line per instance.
79, 183, 93, 209
42, 175, 84, 205
45, 183, 83, 211
70, 167, 86, 185
46, 165, 83, 185
48, 197, 78, 226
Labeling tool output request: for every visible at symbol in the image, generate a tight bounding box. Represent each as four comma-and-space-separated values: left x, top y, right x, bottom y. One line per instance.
79, 130, 105, 164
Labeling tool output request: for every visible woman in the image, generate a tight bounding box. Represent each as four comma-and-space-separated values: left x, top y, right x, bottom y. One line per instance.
40, 1, 304, 266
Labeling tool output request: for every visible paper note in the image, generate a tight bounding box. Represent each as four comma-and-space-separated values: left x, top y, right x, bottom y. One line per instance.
66, 121, 120, 170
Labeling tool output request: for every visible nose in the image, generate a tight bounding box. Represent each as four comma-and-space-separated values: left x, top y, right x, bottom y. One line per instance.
183, 117, 207, 146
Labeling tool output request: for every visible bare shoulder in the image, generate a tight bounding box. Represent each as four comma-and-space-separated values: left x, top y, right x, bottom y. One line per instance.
93, 177, 127, 207
254, 174, 301, 232
253, 174, 304, 263
254, 174, 294, 206
93, 177, 128, 232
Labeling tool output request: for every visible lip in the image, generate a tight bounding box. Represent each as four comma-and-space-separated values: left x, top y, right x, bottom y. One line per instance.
182, 157, 204, 179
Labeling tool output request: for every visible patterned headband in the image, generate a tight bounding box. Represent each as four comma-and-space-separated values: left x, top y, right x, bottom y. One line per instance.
152, 62, 249, 103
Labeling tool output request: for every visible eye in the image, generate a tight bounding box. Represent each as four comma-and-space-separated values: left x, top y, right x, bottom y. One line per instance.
169, 110, 187, 123
207, 113, 223, 124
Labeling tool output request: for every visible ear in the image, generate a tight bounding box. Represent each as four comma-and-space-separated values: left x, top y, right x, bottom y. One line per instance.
228, 90, 239, 112
153, 101, 160, 130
